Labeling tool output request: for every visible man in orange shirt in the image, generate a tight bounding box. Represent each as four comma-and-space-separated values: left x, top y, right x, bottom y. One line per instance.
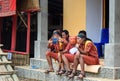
68, 31, 99, 79
59, 36, 77, 75
45, 30, 70, 73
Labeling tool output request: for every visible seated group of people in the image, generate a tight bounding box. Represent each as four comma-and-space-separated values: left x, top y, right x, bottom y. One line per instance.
45, 29, 99, 79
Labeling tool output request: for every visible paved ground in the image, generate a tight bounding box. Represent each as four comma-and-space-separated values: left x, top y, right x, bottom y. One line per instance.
19, 77, 41, 81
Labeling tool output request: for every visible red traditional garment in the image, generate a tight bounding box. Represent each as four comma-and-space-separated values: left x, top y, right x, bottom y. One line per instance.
64, 40, 99, 65
63, 43, 76, 63
47, 38, 69, 60
80, 40, 99, 65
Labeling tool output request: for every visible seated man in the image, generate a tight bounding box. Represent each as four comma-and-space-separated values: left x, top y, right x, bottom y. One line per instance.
45, 30, 69, 73
45, 30, 61, 73
60, 36, 77, 75
68, 31, 99, 79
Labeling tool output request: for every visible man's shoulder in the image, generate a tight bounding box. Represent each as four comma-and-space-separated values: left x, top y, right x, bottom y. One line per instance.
85, 40, 92, 44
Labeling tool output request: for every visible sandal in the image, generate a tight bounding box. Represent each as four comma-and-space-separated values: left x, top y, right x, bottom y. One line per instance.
77, 73, 85, 79
63, 70, 72, 76
56, 70, 60, 75
44, 69, 54, 74
57, 70, 66, 75
68, 72, 76, 79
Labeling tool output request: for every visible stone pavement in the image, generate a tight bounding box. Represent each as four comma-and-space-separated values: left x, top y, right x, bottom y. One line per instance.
19, 74, 120, 81
19, 77, 41, 81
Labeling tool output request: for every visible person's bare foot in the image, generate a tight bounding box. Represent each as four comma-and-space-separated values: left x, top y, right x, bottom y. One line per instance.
44, 69, 54, 74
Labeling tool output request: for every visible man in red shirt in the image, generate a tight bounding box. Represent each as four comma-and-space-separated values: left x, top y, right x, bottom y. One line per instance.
68, 31, 99, 79
60, 36, 77, 75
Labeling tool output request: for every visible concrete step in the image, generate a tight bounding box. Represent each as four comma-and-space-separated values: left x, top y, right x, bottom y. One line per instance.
30, 58, 104, 71
30, 58, 102, 73
30, 58, 119, 79
15, 66, 120, 81
30, 58, 57, 70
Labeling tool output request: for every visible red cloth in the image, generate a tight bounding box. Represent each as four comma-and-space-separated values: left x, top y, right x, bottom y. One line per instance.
82, 55, 99, 65
65, 43, 75, 53
64, 54, 99, 65
47, 52, 58, 60
64, 54, 74, 63
64, 40, 99, 65
46, 39, 69, 60
10, 0, 16, 11
63, 43, 76, 63
80, 40, 99, 64
0, 0, 16, 17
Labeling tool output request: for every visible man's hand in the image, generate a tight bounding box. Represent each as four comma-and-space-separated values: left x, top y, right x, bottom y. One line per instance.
48, 40, 52, 44
75, 43, 80, 49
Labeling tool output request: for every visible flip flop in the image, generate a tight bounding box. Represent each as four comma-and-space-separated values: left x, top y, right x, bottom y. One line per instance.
63, 70, 72, 76
57, 70, 66, 75
77, 73, 85, 79
44, 69, 54, 74
68, 72, 76, 80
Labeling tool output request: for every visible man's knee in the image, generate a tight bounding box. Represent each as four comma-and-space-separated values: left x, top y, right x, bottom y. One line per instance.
46, 51, 50, 56
75, 52, 80, 59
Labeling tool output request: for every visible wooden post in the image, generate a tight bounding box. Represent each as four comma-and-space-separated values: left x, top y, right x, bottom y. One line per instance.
0, 18, 2, 44
11, 15, 17, 51
26, 12, 31, 53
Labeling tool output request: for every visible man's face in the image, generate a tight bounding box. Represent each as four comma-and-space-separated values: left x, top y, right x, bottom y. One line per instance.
53, 33, 59, 38
77, 37, 84, 44
62, 32, 67, 39
69, 36, 77, 45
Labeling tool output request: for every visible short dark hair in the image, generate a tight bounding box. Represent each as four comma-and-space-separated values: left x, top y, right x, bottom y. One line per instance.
78, 30, 86, 36
62, 30, 69, 36
62, 30, 69, 41
53, 30, 61, 36
78, 30, 92, 42
78, 33, 86, 38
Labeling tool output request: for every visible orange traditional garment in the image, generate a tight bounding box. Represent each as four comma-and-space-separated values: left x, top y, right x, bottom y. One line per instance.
63, 43, 76, 63
63, 36, 77, 62
64, 54, 75, 63
61, 38, 69, 50
47, 38, 68, 60
80, 40, 100, 65
64, 40, 100, 64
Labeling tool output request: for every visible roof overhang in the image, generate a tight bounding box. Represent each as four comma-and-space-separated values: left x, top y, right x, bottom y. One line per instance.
0, 0, 40, 17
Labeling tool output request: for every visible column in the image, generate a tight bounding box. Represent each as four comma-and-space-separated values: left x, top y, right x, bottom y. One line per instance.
34, 0, 48, 58
104, 0, 120, 79
11, 15, 17, 51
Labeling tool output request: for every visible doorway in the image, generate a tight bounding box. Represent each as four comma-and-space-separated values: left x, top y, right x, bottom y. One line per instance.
48, 0, 63, 39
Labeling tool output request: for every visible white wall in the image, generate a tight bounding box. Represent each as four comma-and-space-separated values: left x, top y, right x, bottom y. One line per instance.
86, 0, 102, 42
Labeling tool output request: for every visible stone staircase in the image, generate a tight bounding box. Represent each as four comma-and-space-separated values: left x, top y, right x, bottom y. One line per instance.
15, 58, 120, 81
0, 44, 19, 81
